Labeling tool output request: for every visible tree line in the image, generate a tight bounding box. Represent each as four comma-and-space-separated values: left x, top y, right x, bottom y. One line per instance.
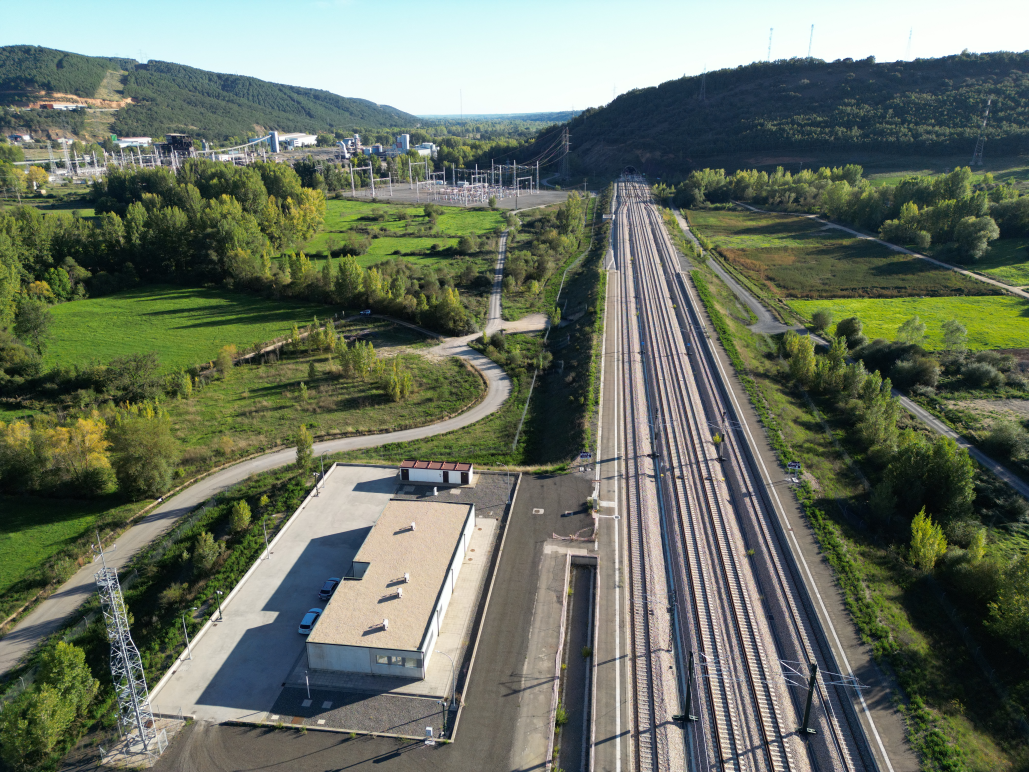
780, 315, 1029, 656
566, 51, 1029, 176
661, 164, 1027, 262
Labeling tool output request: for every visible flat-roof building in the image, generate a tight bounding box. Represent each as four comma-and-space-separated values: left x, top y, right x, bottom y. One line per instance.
399, 460, 473, 485
306, 499, 475, 679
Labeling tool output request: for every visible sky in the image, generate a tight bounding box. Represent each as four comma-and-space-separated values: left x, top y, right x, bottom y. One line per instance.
3, 0, 1027, 116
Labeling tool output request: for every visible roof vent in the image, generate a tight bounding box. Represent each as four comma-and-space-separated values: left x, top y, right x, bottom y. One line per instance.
404, 572, 410, 583
382, 618, 389, 630
411, 521, 416, 531
397, 587, 403, 599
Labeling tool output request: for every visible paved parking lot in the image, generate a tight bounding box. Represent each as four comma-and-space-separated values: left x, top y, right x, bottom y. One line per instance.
150, 465, 397, 722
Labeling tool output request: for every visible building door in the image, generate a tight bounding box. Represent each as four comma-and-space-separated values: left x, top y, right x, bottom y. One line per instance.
461, 471, 469, 485
443, 471, 450, 484
401, 468, 409, 481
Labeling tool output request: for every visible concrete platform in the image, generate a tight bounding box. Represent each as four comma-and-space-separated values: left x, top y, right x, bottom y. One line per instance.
281, 517, 498, 700
149, 465, 397, 723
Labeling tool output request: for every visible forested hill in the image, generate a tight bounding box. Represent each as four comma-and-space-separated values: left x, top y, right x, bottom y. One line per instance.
0, 45, 417, 140
564, 51, 1029, 177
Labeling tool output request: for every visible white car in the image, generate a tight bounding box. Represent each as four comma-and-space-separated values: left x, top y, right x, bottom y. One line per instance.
298, 608, 322, 635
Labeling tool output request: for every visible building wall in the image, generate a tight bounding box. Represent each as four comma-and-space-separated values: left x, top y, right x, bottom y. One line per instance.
407, 468, 445, 484
308, 643, 425, 678
419, 505, 475, 672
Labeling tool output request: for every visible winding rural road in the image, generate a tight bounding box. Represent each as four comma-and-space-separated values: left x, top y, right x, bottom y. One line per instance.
671, 208, 1029, 502
0, 322, 515, 678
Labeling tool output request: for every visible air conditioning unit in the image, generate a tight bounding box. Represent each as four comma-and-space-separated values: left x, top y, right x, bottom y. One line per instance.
383, 618, 389, 630
404, 572, 410, 583
397, 587, 403, 599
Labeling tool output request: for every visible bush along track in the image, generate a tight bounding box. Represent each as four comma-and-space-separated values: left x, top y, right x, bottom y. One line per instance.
688, 266, 969, 771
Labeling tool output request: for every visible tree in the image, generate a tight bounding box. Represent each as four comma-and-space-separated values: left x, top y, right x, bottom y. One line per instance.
969, 528, 987, 563
810, 309, 833, 334
108, 403, 178, 498
38, 642, 98, 720
953, 215, 999, 262
782, 329, 815, 386
13, 299, 53, 354
910, 508, 946, 572
193, 530, 223, 576
988, 553, 1029, 651
0, 686, 73, 770
834, 316, 864, 348
983, 421, 1029, 461
230, 500, 252, 533
26, 166, 48, 190
895, 316, 927, 345
941, 318, 968, 352
295, 424, 313, 473
215, 344, 236, 378
333, 254, 364, 305
0, 642, 97, 771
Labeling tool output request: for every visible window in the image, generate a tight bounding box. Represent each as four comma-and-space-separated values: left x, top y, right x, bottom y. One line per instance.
376, 654, 420, 668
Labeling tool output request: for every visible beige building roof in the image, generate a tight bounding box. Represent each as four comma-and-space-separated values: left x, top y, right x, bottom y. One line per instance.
308, 500, 472, 652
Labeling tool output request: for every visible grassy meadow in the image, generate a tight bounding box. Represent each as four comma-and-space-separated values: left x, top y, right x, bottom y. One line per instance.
789, 296, 1029, 350
301, 197, 504, 257
44, 286, 333, 372
965, 238, 1029, 287
168, 322, 484, 473
0, 496, 148, 620
690, 209, 998, 300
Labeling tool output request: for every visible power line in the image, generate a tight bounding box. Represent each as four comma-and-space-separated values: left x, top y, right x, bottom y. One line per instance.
971, 98, 991, 166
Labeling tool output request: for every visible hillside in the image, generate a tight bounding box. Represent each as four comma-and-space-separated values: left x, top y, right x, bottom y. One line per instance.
562, 51, 1029, 177
0, 45, 416, 141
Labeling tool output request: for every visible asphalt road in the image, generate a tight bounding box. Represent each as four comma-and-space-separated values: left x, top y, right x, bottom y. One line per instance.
486, 231, 508, 335
0, 338, 512, 677
673, 210, 801, 336
151, 473, 593, 772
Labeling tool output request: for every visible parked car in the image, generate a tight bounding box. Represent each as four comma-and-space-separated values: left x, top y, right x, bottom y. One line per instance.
318, 578, 341, 601
298, 608, 323, 635
360, 309, 372, 315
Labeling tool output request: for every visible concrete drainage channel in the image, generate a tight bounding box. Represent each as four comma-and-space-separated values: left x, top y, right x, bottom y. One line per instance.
547, 553, 599, 772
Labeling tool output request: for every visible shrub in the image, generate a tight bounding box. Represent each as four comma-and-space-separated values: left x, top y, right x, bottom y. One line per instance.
193, 531, 223, 576
983, 421, 1029, 460
230, 500, 252, 533
159, 582, 188, 608
962, 361, 1003, 390
810, 309, 833, 334
889, 355, 940, 390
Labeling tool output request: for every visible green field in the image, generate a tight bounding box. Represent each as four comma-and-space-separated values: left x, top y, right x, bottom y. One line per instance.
0, 496, 146, 616
691, 209, 997, 300
789, 296, 1029, 350
965, 238, 1029, 287
168, 321, 484, 473
45, 285, 333, 372
302, 198, 504, 255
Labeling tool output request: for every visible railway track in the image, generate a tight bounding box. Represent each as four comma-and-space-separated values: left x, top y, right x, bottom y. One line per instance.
613, 177, 875, 772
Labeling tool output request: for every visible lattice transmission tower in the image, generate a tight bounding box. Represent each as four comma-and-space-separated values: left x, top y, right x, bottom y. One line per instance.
698, 67, 707, 101
971, 98, 991, 166
94, 546, 161, 757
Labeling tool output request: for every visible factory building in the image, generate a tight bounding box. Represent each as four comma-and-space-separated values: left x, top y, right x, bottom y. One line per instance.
115, 137, 152, 148
277, 132, 318, 149
306, 499, 475, 679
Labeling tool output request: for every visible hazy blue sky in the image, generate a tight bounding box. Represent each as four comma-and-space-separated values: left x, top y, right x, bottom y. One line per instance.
3, 0, 1026, 115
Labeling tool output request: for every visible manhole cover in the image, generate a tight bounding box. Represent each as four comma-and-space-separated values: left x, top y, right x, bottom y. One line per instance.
532, 508, 544, 515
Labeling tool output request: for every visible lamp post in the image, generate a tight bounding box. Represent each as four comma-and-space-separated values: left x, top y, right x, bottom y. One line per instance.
435, 650, 456, 734
181, 614, 192, 660
215, 590, 224, 621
